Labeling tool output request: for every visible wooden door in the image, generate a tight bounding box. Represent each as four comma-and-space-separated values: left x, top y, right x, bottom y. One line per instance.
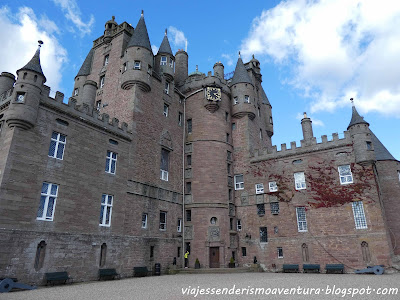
209, 247, 219, 268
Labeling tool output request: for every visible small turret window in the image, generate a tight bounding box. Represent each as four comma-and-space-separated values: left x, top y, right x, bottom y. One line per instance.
15, 92, 26, 103
269, 116, 273, 124
163, 103, 169, 117
366, 141, 372, 150
161, 56, 167, 66
164, 82, 169, 94
100, 76, 105, 88
244, 95, 250, 103
123, 63, 127, 72
233, 97, 238, 105
73, 88, 79, 96
169, 57, 174, 68
134, 61, 141, 70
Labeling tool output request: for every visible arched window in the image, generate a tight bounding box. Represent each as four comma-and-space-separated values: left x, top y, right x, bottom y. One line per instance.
302, 243, 309, 262
34, 240, 46, 270
361, 241, 370, 263
100, 243, 107, 267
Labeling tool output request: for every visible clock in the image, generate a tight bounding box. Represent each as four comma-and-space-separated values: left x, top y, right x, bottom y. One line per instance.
206, 87, 221, 101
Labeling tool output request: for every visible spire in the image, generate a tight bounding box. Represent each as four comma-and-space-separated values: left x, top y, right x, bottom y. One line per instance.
157, 29, 173, 56
347, 98, 369, 129
370, 130, 397, 161
230, 53, 253, 86
18, 40, 46, 82
127, 11, 152, 51
76, 48, 94, 78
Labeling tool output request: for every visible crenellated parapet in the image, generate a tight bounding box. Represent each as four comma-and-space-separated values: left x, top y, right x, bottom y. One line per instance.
251, 131, 352, 162
92, 21, 133, 48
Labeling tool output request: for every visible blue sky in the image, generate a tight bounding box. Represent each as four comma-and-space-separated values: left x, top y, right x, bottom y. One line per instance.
1, 0, 399, 160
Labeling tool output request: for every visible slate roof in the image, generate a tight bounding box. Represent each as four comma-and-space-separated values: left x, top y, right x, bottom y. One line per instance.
370, 130, 397, 161
18, 46, 46, 82
76, 49, 94, 78
230, 57, 253, 86
347, 105, 369, 129
158, 32, 173, 56
127, 14, 152, 51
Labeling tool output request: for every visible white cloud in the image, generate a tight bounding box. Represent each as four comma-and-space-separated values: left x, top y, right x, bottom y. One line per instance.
0, 6, 68, 95
168, 26, 188, 52
295, 112, 324, 127
221, 53, 234, 67
52, 0, 94, 36
241, 0, 400, 117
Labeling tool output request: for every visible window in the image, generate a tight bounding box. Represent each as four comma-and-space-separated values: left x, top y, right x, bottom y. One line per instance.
366, 141, 372, 150
269, 116, 273, 124
178, 112, 183, 126
294, 172, 306, 190
150, 246, 154, 258
258, 107, 260, 117
338, 165, 353, 184
232, 123, 236, 130
277, 247, 283, 258
141, 213, 148, 228
257, 204, 265, 216
226, 133, 230, 143
100, 75, 105, 88
210, 217, 217, 224
187, 119, 192, 134
274, 226, 278, 234
302, 243, 309, 262
260, 227, 268, 243
34, 241, 46, 270
104, 55, 109, 66
99, 243, 107, 267
270, 202, 279, 215
227, 151, 232, 160
100, 194, 113, 227
187, 155, 192, 166
163, 103, 169, 117
234, 174, 244, 190
186, 182, 192, 194
255, 183, 264, 194
161, 56, 167, 65
242, 247, 247, 256
105, 151, 117, 174
123, 63, 127, 72
186, 209, 191, 222
229, 189, 232, 201
244, 95, 250, 103
177, 247, 181, 257
133, 60, 141, 70
361, 241, 370, 262
96, 100, 102, 111
227, 163, 231, 174
352, 201, 367, 229
159, 211, 167, 231
73, 88, 79, 96
177, 218, 182, 232
230, 218, 233, 230
169, 57, 174, 68
269, 181, 278, 192
233, 97, 238, 105
237, 219, 242, 231
259, 129, 262, 139
296, 207, 307, 232
164, 82, 169, 94
160, 149, 169, 181
37, 183, 58, 221
148, 64, 152, 74
225, 112, 229, 121
48, 132, 66, 160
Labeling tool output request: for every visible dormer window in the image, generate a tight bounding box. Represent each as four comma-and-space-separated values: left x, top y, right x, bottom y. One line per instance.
244, 95, 250, 103
169, 57, 174, 68
134, 61, 141, 70
100, 76, 105, 89
161, 56, 167, 66
165, 82, 169, 94
104, 55, 109, 66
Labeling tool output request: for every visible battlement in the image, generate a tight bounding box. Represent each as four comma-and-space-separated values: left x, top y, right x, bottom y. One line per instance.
93, 21, 134, 48
40, 88, 132, 141
251, 131, 352, 162
181, 72, 230, 95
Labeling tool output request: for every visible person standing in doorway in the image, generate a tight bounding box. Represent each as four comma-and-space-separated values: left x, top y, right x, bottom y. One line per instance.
184, 250, 189, 268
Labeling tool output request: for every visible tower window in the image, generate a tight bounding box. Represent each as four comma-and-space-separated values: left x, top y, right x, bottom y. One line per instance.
100, 76, 105, 88
186, 182, 192, 194
296, 207, 307, 232
352, 201, 367, 229
277, 247, 283, 258
160, 149, 169, 181
169, 57, 174, 68
294, 172, 306, 190
258, 107, 260, 117
227, 163, 231, 174
48, 132, 66, 160
99, 194, 113, 227
269, 116, 273, 124
177, 218, 182, 232
105, 151, 117, 174
186, 209, 191, 222
96, 100, 102, 111
187, 155, 192, 166
232, 123, 236, 130
73, 88, 79, 96
229, 189, 232, 201
233, 96, 238, 105
161, 56, 167, 65
269, 181, 278, 192
163, 103, 169, 117
104, 55, 109, 66
366, 141, 372, 150
255, 183, 264, 194
123, 63, 127, 72
226, 133, 230, 143
244, 95, 250, 103
15, 92, 26, 103
237, 219, 242, 231
187, 119, 192, 134
165, 82, 169, 94
259, 129, 263, 139
259, 227, 268, 243
34, 241, 46, 270
227, 151, 232, 161
99, 243, 107, 267
225, 112, 229, 121
178, 112, 183, 126
134, 61, 141, 70
148, 65, 152, 74
37, 183, 58, 221
338, 165, 353, 184
142, 213, 148, 228
234, 174, 244, 190
159, 211, 167, 231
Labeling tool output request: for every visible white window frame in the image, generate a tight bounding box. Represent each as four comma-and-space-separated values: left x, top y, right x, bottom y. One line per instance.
37, 182, 58, 221
277, 247, 283, 258
134, 60, 141, 70
294, 172, 306, 190
48, 132, 66, 160
73, 88, 79, 96
160, 169, 168, 181
100, 194, 113, 227
159, 211, 167, 231
237, 219, 242, 231
177, 218, 182, 232
169, 57, 174, 68
352, 201, 367, 229
233, 96, 238, 105
104, 55, 109, 66
165, 82, 169, 94
255, 183, 264, 194
142, 213, 148, 228
269, 181, 278, 192
96, 100, 102, 111
244, 95, 250, 103
338, 165, 353, 185
163, 103, 169, 117
160, 56, 167, 66
105, 151, 117, 174
296, 207, 307, 232
100, 76, 105, 88
234, 174, 244, 190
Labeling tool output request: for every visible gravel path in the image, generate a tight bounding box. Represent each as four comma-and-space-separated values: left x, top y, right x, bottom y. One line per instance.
1, 272, 399, 300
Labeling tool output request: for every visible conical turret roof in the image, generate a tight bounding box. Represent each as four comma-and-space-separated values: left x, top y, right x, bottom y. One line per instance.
127, 12, 152, 51
157, 30, 173, 56
370, 130, 397, 161
18, 42, 46, 82
76, 48, 94, 78
260, 87, 271, 106
230, 55, 253, 86
347, 105, 369, 130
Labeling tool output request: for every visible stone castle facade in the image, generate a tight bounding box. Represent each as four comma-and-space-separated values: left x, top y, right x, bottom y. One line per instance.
0, 12, 399, 284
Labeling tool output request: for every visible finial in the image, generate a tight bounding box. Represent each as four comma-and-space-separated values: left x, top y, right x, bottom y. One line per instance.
112, 16, 115, 21
141, 10, 144, 17
165, 28, 167, 36
38, 40, 43, 47
350, 97, 354, 106
303, 112, 307, 118
252, 54, 255, 59
196, 65, 198, 71
238, 51, 241, 58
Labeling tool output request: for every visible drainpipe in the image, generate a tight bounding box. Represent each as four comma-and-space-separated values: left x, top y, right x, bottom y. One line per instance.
182, 96, 186, 268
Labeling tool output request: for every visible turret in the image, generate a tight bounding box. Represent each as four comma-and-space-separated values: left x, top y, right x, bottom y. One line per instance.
0, 72, 16, 97
301, 112, 314, 143
121, 11, 153, 92
347, 99, 375, 165
175, 50, 188, 85
103, 16, 118, 44
230, 53, 256, 119
5, 41, 46, 130
80, 80, 98, 109
73, 48, 94, 104
213, 62, 224, 80
155, 29, 174, 82
260, 87, 273, 139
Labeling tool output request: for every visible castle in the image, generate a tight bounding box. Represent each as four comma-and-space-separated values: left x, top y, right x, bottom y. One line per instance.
0, 12, 399, 284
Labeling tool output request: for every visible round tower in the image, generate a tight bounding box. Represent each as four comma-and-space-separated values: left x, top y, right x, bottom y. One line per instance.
175, 50, 188, 86
0, 72, 16, 96
73, 48, 94, 103
155, 29, 175, 82
213, 62, 224, 80
121, 11, 153, 92
103, 16, 118, 44
5, 41, 46, 130
347, 99, 375, 165
81, 80, 98, 108
301, 112, 314, 141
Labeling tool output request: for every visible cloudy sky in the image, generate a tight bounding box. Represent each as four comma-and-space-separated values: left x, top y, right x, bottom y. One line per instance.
0, 0, 399, 159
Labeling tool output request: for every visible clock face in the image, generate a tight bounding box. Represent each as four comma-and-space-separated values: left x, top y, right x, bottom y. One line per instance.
206, 87, 221, 101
